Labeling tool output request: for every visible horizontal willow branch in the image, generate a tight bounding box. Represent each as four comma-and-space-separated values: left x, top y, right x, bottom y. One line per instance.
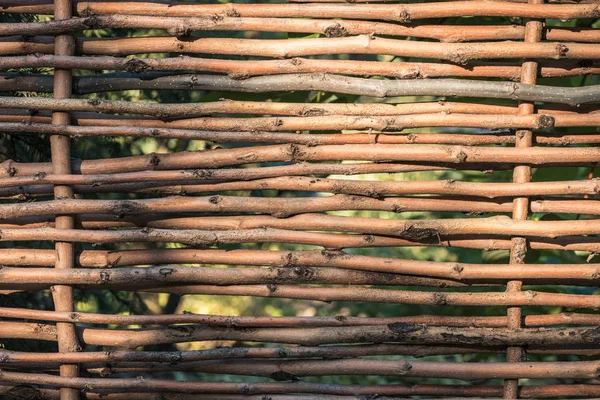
2, 227, 599, 252
2, 16, 599, 43
1, 55, 598, 80
4, 35, 600, 64
4, 1, 599, 20
2, 305, 598, 327
0, 115, 568, 137
2, 260, 600, 287
4, 281, 600, 308
7, 342, 600, 368
146, 285, 600, 309
0, 346, 505, 368
290, 0, 597, 3
3, 214, 600, 242
87, 359, 600, 381
0, 97, 598, 130
6, 320, 600, 348
0, 121, 539, 147
0, 162, 449, 185
15, 175, 593, 199
3, 144, 600, 179
1, 383, 600, 400
2, 196, 600, 221
0, 265, 476, 289
1, 96, 593, 118
3, 72, 600, 105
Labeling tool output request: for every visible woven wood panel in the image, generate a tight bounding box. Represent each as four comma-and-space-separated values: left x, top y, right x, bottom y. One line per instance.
0, 0, 600, 399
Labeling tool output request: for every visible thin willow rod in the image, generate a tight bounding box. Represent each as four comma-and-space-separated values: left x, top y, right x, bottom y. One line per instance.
5, 143, 600, 177
6, 343, 600, 367
100, 214, 600, 239
4, 121, 600, 144
80, 359, 600, 380
6, 346, 600, 369
0, 226, 425, 249
0, 163, 451, 187
2, 384, 600, 400
3, 248, 600, 280
65, 176, 600, 199
2, 305, 598, 327
3, 1, 598, 20
0, 112, 561, 133
3, 196, 600, 220
7, 172, 600, 202
3, 383, 600, 400
0, 245, 598, 288
6, 122, 592, 145
1, 55, 598, 80
0, 266, 476, 289
5, 35, 600, 64
7, 320, 600, 348
2, 97, 592, 118
5, 97, 600, 119
3, 73, 600, 106
290, 0, 598, 3
4, 214, 600, 240
0, 346, 506, 368
0, 169, 456, 190
2, 102, 599, 126
0, 375, 585, 400
3, 16, 599, 43
7, 281, 600, 308
84, 359, 600, 381
1, 97, 598, 120
3, 228, 600, 252
3, 261, 600, 286
148, 284, 600, 309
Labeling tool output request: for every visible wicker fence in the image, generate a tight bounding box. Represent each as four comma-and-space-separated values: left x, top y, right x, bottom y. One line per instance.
0, 0, 599, 398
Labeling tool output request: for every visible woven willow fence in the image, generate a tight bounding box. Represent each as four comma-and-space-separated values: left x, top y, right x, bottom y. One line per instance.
0, 0, 600, 399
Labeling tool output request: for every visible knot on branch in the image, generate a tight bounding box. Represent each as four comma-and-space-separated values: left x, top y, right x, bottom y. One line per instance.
5, 385, 44, 400
321, 249, 346, 259
323, 23, 348, 38
398, 225, 440, 242
398, 8, 411, 22
124, 58, 152, 74
433, 293, 448, 305
282, 252, 298, 268
226, 8, 241, 17
287, 143, 307, 163
112, 201, 143, 220
582, 326, 600, 343
555, 43, 569, 59
298, 107, 326, 117
270, 371, 299, 381
83, 15, 102, 29
398, 361, 413, 374
99, 270, 111, 284
266, 284, 278, 293
537, 115, 555, 128
148, 154, 161, 169
167, 25, 192, 38
448, 48, 470, 65
387, 322, 425, 335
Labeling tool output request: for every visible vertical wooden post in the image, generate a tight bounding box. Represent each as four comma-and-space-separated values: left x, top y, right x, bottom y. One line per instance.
504, 0, 544, 398
51, 1, 80, 399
